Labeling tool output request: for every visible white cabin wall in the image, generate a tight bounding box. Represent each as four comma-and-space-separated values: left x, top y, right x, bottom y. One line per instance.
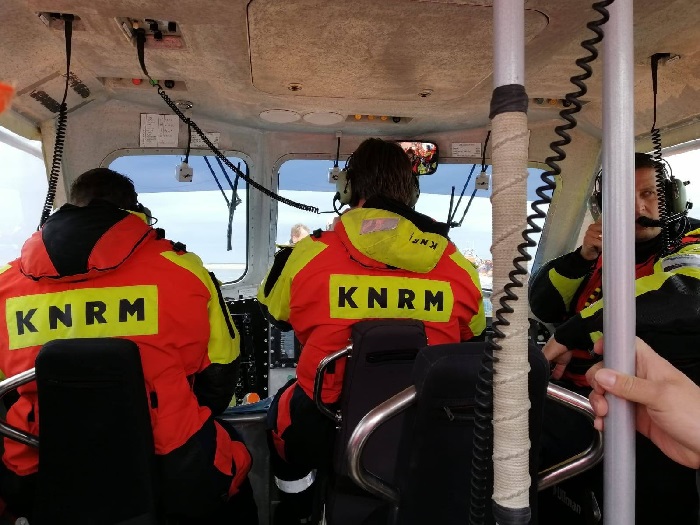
29, 97, 604, 296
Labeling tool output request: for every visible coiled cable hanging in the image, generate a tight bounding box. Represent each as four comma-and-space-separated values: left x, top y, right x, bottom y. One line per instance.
38, 15, 74, 228
649, 53, 672, 255
133, 27, 318, 214
468, 2, 613, 523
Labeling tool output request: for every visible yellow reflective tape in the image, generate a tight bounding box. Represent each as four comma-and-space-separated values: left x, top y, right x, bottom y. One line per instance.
6, 285, 158, 350
258, 241, 328, 323
548, 269, 586, 310
590, 331, 603, 344
580, 244, 700, 323
579, 296, 603, 319
160, 251, 208, 287
328, 275, 453, 322
160, 251, 239, 365
449, 251, 482, 287
0, 264, 11, 276
469, 296, 486, 336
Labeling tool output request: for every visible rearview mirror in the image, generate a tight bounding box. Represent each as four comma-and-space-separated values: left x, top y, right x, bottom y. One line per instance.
396, 141, 439, 176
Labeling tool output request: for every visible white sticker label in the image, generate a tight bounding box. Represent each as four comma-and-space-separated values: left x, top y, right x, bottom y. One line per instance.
661, 253, 700, 272
451, 142, 482, 158
190, 132, 221, 149
139, 114, 179, 147
360, 218, 399, 235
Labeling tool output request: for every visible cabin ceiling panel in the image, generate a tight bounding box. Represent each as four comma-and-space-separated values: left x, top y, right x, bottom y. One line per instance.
528, 0, 700, 136
248, 0, 548, 101
1, 0, 699, 141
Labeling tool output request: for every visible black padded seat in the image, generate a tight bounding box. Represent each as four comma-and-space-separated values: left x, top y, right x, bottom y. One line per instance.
394, 341, 548, 525
323, 330, 548, 525
33, 338, 159, 525
325, 320, 427, 525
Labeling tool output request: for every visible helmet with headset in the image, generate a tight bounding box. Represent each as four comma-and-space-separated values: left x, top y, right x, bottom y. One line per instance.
589, 152, 690, 221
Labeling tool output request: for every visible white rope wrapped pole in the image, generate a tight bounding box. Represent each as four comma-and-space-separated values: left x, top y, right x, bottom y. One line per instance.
490, 1, 532, 522
490, 111, 531, 517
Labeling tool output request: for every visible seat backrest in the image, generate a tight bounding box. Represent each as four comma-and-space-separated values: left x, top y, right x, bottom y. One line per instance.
333, 319, 427, 479
394, 340, 549, 525
325, 320, 426, 525
34, 338, 159, 525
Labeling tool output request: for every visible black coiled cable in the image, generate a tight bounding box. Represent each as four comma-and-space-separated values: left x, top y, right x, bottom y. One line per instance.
650, 54, 671, 255
133, 28, 318, 214
526, 0, 613, 241
155, 85, 318, 213
468, 2, 613, 523
650, 129, 670, 253
38, 15, 74, 228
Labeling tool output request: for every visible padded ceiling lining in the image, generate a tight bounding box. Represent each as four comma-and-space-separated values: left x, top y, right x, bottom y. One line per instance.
248, 0, 548, 101
1, 0, 700, 138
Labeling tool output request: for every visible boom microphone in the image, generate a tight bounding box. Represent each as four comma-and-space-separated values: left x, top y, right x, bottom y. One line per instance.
636, 216, 663, 227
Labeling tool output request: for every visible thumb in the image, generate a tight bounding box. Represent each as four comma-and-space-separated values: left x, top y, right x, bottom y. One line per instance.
593, 368, 659, 407
593, 337, 604, 356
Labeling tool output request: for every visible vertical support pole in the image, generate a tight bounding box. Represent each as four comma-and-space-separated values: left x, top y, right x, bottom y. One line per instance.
490, 2, 531, 524
602, 1, 636, 523
493, 0, 524, 87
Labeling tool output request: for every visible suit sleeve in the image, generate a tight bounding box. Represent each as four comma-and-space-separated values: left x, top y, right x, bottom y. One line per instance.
193, 271, 241, 414
554, 241, 700, 351
257, 247, 294, 331
160, 251, 241, 413
448, 251, 486, 340
529, 247, 597, 323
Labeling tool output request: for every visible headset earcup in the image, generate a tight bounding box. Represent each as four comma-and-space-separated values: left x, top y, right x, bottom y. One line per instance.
335, 169, 352, 205
591, 170, 603, 218
666, 177, 687, 215
409, 175, 420, 207
589, 193, 602, 221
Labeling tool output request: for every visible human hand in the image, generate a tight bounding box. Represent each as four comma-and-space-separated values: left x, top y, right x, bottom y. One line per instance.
580, 220, 603, 261
543, 337, 572, 380
586, 337, 700, 469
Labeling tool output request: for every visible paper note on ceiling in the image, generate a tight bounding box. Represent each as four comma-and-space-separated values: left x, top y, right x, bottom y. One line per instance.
190, 132, 221, 149
139, 114, 180, 147
451, 142, 482, 158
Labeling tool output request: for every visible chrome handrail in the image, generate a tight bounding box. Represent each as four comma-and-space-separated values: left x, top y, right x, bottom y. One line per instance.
313, 345, 351, 423
0, 368, 39, 448
346, 385, 416, 504
345, 377, 603, 501
537, 383, 604, 490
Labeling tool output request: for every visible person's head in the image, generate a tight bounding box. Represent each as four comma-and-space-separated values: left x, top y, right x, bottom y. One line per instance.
290, 223, 310, 244
69, 168, 139, 210
634, 152, 663, 242
344, 138, 417, 207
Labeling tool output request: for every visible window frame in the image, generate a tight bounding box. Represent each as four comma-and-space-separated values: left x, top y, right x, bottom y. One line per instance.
102, 147, 252, 284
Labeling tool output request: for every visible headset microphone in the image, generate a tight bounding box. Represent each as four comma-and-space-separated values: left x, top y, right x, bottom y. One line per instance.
637, 216, 663, 228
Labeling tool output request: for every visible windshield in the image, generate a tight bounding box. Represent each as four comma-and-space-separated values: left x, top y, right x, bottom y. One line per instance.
0, 127, 47, 265
110, 154, 249, 283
